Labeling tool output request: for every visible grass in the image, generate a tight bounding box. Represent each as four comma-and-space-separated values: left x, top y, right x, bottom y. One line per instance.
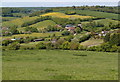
3, 32, 62, 39
20, 41, 43, 47
80, 38, 104, 47
82, 19, 119, 26
1, 17, 18, 22
2, 16, 39, 27
69, 10, 118, 20
2, 50, 118, 80
41, 12, 93, 19
29, 20, 56, 30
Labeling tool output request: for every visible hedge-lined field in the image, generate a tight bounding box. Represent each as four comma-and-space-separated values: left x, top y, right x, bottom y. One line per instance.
81, 19, 119, 26
3, 32, 62, 39
3, 50, 118, 80
2, 16, 39, 27
80, 38, 103, 47
29, 20, 56, 30
75, 10, 118, 20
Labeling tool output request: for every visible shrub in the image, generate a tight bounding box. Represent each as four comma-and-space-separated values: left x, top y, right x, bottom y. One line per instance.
7, 42, 20, 50
2, 40, 13, 46
45, 42, 54, 49
36, 42, 46, 49
78, 45, 87, 50
79, 34, 91, 43
61, 41, 70, 50
62, 30, 70, 36
20, 46, 35, 50
70, 42, 79, 50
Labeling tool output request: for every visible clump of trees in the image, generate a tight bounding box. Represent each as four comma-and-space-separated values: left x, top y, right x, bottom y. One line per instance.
46, 25, 62, 32
104, 33, 120, 46
29, 9, 53, 17
25, 27, 39, 33
62, 30, 70, 36
79, 34, 91, 43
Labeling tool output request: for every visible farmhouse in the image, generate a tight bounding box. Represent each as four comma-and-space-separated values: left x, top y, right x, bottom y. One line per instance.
65, 24, 76, 31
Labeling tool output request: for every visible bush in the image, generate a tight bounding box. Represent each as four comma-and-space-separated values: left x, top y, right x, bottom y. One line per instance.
45, 42, 54, 49
110, 45, 119, 52
62, 30, 70, 36
70, 42, 79, 50
7, 42, 20, 50
61, 41, 70, 50
20, 46, 35, 50
36, 42, 46, 49
78, 45, 87, 50
79, 34, 91, 43
2, 40, 13, 46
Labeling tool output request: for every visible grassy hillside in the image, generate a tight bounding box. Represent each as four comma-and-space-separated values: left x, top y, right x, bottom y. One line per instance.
2, 16, 39, 27
81, 19, 119, 26
29, 20, 56, 30
1, 17, 18, 22
80, 38, 103, 47
41, 12, 93, 19
75, 10, 118, 20
3, 50, 118, 80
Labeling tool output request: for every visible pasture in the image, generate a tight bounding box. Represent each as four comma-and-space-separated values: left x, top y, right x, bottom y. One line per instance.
29, 20, 56, 30
3, 32, 61, 39
2, 16, 39, 27
41, 12, 92, 19
80, 38, 103, 47
81, 19, 119, 26
69, 10, 118, 20
2, 50, 118, 80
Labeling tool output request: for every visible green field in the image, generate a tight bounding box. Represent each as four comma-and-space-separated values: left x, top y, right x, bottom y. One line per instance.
29, 20, 56, 30
2, 16, 39, 27
3, 50, 118, 80
80, 38, 103, 47
3, 32, 61, 39
81, 19, 119, 26
70, 10, 118, 20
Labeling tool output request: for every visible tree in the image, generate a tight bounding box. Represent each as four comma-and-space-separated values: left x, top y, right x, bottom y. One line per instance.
45, 42, 54, 49
2, 40, 13, 46
7, 42, 20, 50
25, 27, 39, 33
61, 41, 70, 50
104, 33, 110, 42
36, 42, 46, 49
75, 27, 81, 34
62, 30, 70, 36
109, 33, 120, 46
70, 42, 79, 50
10, 26, 19, 34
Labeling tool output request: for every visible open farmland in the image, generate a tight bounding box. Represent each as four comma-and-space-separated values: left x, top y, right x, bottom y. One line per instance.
29, 20, 56, 30
41, 12, 93, 19
2, 16, 39, 27
3, 32, 61, 39
74, 10, 118, 20
80, 38, 104, 47
3, 50, 118, 80
82, 19, 119, 26
1, 17, 18, 22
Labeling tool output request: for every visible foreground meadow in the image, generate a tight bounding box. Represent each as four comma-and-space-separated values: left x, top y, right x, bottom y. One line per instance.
2, 50, 118, 80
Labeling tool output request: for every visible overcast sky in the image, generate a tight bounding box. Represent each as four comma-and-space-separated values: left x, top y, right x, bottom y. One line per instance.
1, 0, 119, 2
1, 0, 119, 7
